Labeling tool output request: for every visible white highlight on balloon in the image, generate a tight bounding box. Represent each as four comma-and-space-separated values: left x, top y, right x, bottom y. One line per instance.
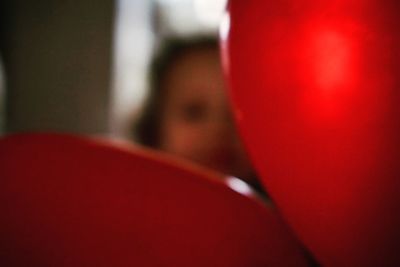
226, 176, 254, 197
219, 11, 231, 42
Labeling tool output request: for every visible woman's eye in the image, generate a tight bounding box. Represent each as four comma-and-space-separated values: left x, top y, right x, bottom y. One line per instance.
180, 102, 207, 123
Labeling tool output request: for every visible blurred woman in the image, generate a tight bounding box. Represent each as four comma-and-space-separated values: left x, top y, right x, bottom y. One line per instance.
133, 36, 265, 194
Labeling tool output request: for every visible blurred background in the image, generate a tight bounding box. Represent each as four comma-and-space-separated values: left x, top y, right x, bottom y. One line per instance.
0, 0, 227, 138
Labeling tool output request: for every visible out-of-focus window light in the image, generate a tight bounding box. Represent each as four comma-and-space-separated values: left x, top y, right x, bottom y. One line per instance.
111, 0, 154, 137
155, 0, 198, 36
194, 0, 227, 29
155, 0, 227, 36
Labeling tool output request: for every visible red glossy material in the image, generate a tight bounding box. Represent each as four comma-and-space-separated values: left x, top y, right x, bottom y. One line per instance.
0, 133, 308, 267
222, 1, 400, 266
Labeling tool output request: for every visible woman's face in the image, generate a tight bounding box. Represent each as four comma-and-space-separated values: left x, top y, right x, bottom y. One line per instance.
159, 47, 256, 183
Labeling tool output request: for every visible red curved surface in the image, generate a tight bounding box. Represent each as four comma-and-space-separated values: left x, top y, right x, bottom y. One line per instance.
222, 1, 400, 266
0, 133, 308, 267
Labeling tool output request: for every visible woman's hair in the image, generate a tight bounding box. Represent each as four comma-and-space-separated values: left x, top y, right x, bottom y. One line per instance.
132, 36, 219, 148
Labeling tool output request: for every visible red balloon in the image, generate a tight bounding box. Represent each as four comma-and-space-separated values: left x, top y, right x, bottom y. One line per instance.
0, 133, 308, 267
222, 1, 400, 266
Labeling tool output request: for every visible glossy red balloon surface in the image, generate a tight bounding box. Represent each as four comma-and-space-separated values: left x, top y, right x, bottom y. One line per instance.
222, 1, 400, 266
0, 133, 308, 267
